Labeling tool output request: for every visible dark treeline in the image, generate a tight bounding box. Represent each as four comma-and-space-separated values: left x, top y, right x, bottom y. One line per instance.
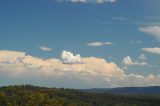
0, 85, 160, 106
82, 86, 160, 95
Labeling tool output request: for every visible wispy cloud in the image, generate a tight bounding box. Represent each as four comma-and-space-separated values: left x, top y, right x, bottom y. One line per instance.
139, 26, 160, 41
112, 16, 132, 21
57, 0, 116, 4
39, 46, 52, 52
138, 54, 147, 60
142, 47, 160, 55
111, 16, 142, 25
109, 16, 160, 26
130, 40, 142, 44
145, 16, 160, 20
87, 42, 113, 47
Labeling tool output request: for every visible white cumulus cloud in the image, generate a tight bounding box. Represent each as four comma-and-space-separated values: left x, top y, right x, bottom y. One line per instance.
123, 56, 133, 65
0, 50, 159, 88
123, 56, 148, 66
61, 51, 83, 64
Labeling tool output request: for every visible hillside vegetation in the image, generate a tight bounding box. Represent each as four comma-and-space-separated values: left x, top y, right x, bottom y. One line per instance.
0, 85, 160, 106
82, 86, 160, 94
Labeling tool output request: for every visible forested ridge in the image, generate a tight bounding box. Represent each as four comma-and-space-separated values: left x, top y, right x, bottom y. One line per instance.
82, 86, 160, 94
0, 85, 160, 106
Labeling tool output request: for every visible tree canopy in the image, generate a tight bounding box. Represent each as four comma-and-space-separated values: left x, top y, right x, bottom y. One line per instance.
0, 85, 160, 106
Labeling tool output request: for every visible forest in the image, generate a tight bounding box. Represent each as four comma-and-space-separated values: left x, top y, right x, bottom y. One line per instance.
0, 85, 160, 106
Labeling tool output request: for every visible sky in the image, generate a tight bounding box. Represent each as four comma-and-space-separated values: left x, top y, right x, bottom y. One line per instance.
0, 0, 160, 88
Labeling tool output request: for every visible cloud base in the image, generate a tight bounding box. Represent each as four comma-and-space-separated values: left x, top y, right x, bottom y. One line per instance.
0, 50, 159, 88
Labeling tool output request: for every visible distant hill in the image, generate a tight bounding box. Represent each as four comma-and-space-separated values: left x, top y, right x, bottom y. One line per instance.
0, 85, 160, 106
82, 86, 160, 95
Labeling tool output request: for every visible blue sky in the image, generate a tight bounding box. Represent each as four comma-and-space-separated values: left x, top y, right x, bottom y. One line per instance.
0, 0, 160, 88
